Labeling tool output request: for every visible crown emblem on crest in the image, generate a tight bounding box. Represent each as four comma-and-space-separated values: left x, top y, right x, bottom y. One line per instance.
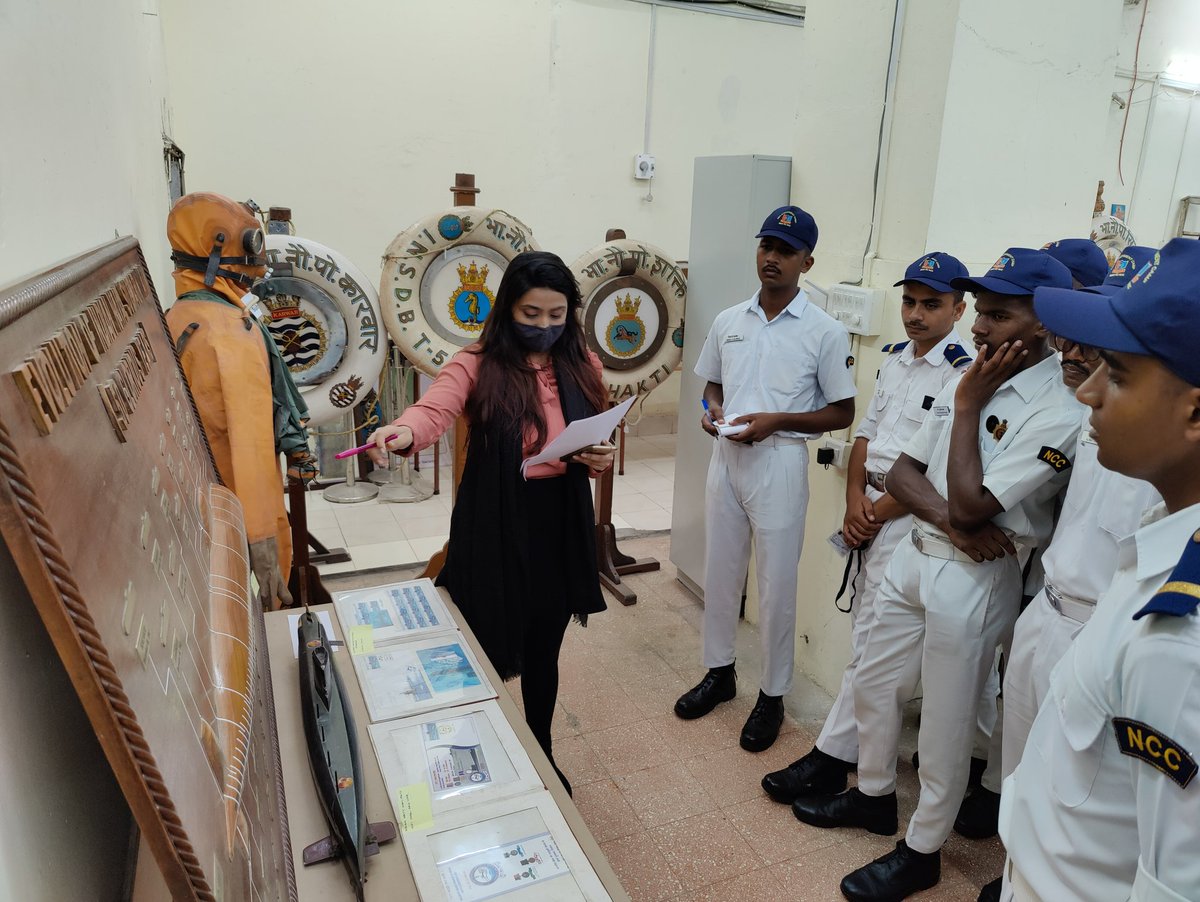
456, 260, 489, 290
614, 294, 641, 317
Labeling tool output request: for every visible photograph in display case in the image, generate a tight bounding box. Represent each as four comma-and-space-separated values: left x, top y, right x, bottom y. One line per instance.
369, 700, 543, 826
404, 792, 611, 901
351, 633, 496, 723
333, 577, 454, 645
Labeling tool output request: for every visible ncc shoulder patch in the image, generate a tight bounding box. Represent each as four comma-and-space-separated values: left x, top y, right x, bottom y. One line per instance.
1038, 446, 1071, 472
944, 343, 972, 368
1113, 717, 1198, 788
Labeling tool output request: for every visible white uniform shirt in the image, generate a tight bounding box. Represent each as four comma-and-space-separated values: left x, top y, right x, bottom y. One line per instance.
901, 352, 1082, 548
1000, 501, 1200, 901
695, 289, 857, 440
1040, 427, 1161, 603
855, 331, 973, 475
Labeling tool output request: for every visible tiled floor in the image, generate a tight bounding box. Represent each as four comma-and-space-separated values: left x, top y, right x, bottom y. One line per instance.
298, 433, 679, 577
318, 436, 1005, 901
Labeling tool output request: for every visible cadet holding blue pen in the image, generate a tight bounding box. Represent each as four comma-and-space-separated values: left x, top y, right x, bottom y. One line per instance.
700, 391, 724, 437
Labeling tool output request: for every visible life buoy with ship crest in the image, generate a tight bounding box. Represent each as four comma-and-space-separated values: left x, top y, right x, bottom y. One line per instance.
379, 208, 540, 378
571, 238, 685, 401
260, 235, 386, 426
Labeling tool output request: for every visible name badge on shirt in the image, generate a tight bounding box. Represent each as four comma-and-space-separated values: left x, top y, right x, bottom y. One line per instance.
932, 405, 951, 417
723, 334, 744, 343
1113, 717, 1198, 788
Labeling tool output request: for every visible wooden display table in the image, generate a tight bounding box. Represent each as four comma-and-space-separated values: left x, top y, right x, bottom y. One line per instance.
264, 593, 630, 901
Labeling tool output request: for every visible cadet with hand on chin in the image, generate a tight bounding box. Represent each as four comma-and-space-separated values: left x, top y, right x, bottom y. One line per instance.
673, 205, 856, 754
793, 248, 1081, 902
762, 251, 974, 805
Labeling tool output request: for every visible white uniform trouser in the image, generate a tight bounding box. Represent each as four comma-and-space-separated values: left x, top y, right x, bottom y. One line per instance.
816, 486, 911, 762
702, 436, 808, 698
1001, 585, 1090, 782
853, 536, 1021, 854
816, 498, 1001, 764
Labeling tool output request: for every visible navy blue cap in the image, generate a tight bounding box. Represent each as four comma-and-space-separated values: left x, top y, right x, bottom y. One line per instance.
1041, 239, 1110, 287
893, 252, 969, 293
951, 248, 1073, 297
1033, 238, 1200, 387
1103, 245, 1157, 288
756, 205, 818, 252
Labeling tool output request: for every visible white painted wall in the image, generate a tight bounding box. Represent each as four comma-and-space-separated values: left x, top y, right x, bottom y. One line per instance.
159, 0, 806, 423
0, 1, 176, 896
1099, 0, 1200, 245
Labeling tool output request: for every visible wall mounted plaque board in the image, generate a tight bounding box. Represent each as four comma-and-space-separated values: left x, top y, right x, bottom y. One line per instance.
0, 238, 295, 901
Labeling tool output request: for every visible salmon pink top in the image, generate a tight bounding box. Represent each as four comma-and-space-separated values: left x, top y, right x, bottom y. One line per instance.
394, 347, 606, 479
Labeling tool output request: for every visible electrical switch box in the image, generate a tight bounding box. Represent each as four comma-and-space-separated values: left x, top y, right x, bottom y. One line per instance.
634, 153, 656, 180
819, 437, 852, 469
825, 284, 884, 336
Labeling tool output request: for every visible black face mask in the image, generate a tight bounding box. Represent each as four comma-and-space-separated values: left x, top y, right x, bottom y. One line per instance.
513, 322, 565, 352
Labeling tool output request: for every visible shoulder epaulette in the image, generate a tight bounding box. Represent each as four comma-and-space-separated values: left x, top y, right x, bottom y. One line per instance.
881, 340, 910, 355
944, 343, 971, 368
1134, 529, 1200, 620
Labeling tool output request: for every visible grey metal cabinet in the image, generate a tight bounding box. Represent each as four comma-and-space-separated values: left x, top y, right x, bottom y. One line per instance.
670, 155, 792, 596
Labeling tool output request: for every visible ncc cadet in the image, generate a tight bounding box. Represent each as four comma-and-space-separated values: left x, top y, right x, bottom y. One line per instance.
1041, 237, 1110, 288
761, 252, 973, 802
793, 248, 1081, 901
1000, 238, 1200, 901
957, 245, 1161, 884
674, 205, 857, 752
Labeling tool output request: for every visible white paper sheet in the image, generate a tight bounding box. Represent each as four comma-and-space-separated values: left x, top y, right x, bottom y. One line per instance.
519, 396, 635, 477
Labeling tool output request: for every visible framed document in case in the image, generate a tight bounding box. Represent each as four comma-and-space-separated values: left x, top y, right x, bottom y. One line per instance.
404, 792, 611, 901
352, 632, 496, 723
333, 577, 454, 644
369, 700, 543, 825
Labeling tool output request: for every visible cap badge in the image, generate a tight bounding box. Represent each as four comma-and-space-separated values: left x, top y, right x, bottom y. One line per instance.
990, 253, 1015, 272
777, 211, 797, 227
1112, 256, 1131, 277
1129, 251, 1160, 287
919, 257, 939, 273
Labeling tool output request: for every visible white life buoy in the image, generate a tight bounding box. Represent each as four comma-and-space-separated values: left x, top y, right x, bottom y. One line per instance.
1090, 215, 1136, 269
262, 235, 386, 426
379, 208, 539, 377
571, 238, 685, 402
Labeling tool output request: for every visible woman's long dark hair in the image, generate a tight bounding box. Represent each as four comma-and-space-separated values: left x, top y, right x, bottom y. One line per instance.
466, 251, 608, 449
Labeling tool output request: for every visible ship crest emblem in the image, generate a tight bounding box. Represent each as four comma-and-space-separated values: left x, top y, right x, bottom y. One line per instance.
265, 296, 328, 373
448, 261, 495, 333
605, 294, 647, 359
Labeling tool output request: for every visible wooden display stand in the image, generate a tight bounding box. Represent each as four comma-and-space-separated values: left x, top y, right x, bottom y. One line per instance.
263, 591, 630, 901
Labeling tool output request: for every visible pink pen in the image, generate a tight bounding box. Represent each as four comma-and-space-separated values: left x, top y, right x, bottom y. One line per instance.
334, 441, 380, 460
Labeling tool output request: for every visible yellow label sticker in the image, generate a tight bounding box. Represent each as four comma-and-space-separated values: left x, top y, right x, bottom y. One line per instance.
348, 624, 375, 656
395, 783, 434, 832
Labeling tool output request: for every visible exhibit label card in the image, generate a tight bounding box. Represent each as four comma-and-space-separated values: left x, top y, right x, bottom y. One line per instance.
353, 633, 495, 723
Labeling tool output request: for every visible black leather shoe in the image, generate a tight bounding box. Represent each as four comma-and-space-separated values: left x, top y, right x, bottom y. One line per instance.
910, 751, 989, 789
976, 876, 1002, 902
840, 840, 940, 902
954, 786, 1000, 839
674, 665, 735, 719
762, 745, 855, 802
792, 787, 898, 835
740, 691, 784, 752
